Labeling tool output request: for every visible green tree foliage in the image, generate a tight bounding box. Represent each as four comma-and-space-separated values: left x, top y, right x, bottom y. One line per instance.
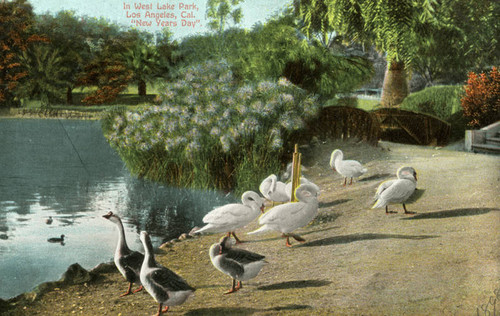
177, 14, 373, 99
0, 0, 46, 107
206, 0, 244, 33
71, 19, 141, 104
34, 11, 124, 104
154, 29, 179, 78
121, 31, 160, 96
16, 44, 70, 104
413, 0, 499, 85
102, 60, 320, 193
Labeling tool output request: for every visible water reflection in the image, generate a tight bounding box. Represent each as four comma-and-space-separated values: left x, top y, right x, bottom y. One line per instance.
0, 119, 235, 299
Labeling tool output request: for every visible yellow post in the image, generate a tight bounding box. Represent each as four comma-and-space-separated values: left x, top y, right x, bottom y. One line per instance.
290, 144, 301, 202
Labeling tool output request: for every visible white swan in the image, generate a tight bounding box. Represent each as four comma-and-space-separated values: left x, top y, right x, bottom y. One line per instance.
372, 166, 418, 214
139, 231, 195, 315
196, 191, 265, 243
209, 236, 267, 294
103, 211, 144, 296
248, 183, 320, 247
284, 177, 320, 200
281, 162, 309, 181
259, 174, 289, 203
329, 149, 367, 185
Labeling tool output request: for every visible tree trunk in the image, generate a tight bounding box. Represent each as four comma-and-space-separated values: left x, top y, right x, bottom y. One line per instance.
380, 60, 409, 108
66, 86, 73, 104
138, 79, 147, 96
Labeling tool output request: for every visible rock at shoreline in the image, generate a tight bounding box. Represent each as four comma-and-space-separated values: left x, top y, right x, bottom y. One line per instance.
60, 263, 93, 285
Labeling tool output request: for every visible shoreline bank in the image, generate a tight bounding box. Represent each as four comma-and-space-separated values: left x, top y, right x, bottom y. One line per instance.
0, 108, 104, 120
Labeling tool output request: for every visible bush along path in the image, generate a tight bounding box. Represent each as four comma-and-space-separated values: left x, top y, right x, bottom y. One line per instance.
2, 140, 499, 315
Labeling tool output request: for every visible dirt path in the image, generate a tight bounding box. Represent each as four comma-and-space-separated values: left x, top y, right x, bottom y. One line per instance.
2, 140, 499, 315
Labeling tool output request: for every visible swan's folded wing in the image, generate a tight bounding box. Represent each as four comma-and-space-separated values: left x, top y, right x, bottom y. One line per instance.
344, 160, 363, 169
259, 202, 301, 224
380, 179, 415, 201
202, 204, 248, 224
374, 180, 396, 199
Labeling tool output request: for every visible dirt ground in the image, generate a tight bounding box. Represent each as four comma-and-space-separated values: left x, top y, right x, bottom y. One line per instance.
2, 140, 499, 315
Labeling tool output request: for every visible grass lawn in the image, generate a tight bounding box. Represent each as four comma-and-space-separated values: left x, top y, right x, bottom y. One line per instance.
324, 97, 381, 111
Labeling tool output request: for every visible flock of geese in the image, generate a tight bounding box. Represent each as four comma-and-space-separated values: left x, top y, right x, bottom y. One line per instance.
102, 148, 419, 315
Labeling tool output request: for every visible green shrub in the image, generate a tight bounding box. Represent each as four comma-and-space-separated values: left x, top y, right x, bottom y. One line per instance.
103, 60, 320, 194
400, 85, 464, 121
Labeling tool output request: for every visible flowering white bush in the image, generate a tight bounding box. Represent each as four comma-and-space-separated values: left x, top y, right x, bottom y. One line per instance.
104, 60, 320, 191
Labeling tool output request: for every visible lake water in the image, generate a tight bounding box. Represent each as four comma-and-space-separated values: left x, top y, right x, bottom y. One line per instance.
0, 118, 235, 299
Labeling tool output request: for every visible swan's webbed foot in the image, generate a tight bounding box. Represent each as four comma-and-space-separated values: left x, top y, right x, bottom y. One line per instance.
403, 204, 416, 214
385, 206, 397, 214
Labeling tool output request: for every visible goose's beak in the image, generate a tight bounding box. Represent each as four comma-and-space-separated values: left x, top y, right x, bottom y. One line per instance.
260, 205, 265, 213
102, 211, 113, 219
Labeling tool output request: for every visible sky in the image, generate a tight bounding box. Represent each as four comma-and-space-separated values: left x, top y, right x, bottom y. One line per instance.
28, 0, 292, 39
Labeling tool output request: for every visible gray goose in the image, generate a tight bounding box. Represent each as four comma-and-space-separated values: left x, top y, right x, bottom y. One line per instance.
139, 231, 195, 315
102, 211, 144, 296
209, 236, 267, 294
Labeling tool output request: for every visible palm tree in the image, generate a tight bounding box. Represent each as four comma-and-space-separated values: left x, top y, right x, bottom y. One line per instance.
122, 42, 159, 96
295, 0, 435, 107
17, 44, 70, 105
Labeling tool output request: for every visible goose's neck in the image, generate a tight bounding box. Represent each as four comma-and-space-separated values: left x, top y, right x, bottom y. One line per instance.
115, 218, 130, 255
142, 237, 157, 268
209, 244, 220, 260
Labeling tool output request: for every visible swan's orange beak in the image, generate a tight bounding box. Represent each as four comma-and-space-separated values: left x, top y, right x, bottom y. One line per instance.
260, 205, 265, 213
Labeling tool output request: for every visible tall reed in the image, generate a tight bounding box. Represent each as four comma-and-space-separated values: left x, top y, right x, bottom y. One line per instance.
102, 60, 320, 194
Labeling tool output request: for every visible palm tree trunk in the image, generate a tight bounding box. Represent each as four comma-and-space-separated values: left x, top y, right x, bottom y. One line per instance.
380, 60, 409, 107
66, 86, 73, 104
138, 79, 146, 96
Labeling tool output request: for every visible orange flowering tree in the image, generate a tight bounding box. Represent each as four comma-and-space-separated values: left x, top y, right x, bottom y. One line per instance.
0, 0, 46, 107
77, 58, 132, 105
461, 67, 500, 128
